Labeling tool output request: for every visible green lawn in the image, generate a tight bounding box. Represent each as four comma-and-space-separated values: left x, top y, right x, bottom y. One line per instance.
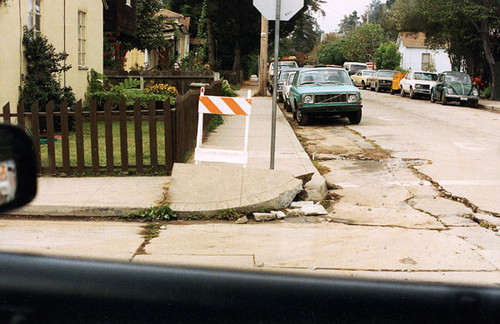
40, 121, 168, 175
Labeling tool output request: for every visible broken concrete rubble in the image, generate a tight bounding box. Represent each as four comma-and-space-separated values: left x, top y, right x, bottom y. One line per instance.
253, 213, 277, 222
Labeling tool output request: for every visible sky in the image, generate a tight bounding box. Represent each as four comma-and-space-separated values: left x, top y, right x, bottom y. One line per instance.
315, 0, 380, 34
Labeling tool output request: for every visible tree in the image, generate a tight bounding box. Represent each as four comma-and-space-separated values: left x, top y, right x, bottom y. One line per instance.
130, 0, 170, 51
338, 11, 360, 35
374, 42, 401, 70
170, 0, 325, 73
317, 40, 345, 65
390, 0, 500, 100
342, 23, 387, 62
362, 0, 398, 40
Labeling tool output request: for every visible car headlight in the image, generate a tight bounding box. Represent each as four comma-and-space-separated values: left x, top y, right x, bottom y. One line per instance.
415, 84, 422, 89
348, 94, 359, 103
472, 89, 479, 96
446, 86, 455, 95
303, 95, 314, 104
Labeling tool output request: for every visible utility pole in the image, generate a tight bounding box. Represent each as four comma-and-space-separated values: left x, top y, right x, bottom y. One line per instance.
257, 15, 268, 96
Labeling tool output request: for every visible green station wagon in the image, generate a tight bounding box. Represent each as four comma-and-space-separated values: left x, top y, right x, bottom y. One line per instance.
431, 71, 479, 107
289, 67, 363, 126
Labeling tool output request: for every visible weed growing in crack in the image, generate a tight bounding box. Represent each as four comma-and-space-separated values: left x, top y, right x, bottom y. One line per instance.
122, 205, 177, 222
312, 160, 331, 175
187, 209, 245, 221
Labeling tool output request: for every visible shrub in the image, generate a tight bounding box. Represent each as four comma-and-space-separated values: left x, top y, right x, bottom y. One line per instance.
481, 86, 491, 99
21, 26, 75, 111
374, 42, 401, 70
221, 80, 238, 97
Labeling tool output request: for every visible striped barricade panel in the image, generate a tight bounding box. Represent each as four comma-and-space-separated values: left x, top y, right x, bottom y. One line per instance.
198, 96, 252, 116
195, 89, 252, 166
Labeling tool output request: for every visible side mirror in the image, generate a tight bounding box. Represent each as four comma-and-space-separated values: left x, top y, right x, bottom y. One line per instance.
0, 124, 37, 213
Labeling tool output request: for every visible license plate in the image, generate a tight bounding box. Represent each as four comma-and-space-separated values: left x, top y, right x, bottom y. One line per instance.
460, 97, 468, 101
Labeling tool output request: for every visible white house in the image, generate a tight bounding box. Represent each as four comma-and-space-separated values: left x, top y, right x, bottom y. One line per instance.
396, 32, 451, 73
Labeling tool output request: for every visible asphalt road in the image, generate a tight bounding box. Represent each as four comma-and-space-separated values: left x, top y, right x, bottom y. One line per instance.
353, 89, 500, 215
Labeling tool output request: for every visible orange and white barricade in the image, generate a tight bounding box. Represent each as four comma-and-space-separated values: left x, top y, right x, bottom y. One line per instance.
195, 87, 252, 166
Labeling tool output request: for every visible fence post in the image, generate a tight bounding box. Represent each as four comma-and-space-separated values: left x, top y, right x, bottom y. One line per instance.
133, 100, 143, 174
104, 100, 114, 175
31, 103, 41, 174
45, 102, 56, 175
2, 103, 11, 124
163, 99, 173, 174
75, 100, 85, 175
119, 99, 129, 174
149, 100, 158, 174
60, 101, 71, 175
17, 102, 25, 131
89, 101, 100, 174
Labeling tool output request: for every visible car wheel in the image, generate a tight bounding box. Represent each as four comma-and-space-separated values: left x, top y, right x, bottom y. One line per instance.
409, 87, 416, 99
471, 100, 478, 108
296, 110, 309, 126
348, 110, 362, 125
292, 101, 298, 119
362, 81, 366, 90
285, 100, 291, 112
400, 87, 406, 97
441, 91, 447, 105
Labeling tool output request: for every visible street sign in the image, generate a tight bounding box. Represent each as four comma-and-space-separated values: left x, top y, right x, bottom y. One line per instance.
253, 0, 304, 21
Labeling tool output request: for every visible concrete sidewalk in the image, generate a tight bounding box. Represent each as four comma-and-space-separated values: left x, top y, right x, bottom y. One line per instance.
479, 98, 500, 112
166, 82, 327, 215
7, 82, 325, 217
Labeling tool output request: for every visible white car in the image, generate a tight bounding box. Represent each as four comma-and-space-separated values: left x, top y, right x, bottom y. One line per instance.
400, 71, 438, 99
281, 70, 298, 111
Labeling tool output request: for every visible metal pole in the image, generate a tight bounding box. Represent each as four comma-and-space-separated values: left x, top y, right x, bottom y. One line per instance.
270, 0, 280, 170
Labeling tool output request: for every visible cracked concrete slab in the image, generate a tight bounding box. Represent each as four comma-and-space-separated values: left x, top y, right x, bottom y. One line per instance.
331, 203, 445, 229
408, 196, 474, 216
321, 160, 413, 208
141, 223, 496, 272
310, 270, 500, 287
0, 220, 143, 261
438, 215, 478, 227
167, 163, 303, 216
134, 254, 255, 269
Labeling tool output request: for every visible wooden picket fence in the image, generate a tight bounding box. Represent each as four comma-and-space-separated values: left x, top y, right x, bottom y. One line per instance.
1, 81, 222, 176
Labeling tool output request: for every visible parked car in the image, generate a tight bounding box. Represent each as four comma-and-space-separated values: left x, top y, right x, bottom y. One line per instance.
268, 60, 299, 93
367, 70, 399, 92
343, 62, 368, 76
289, 67, 363, 126
390, 72, 406, 95
282, 69, 300, 111
430, 71, 479, 107
400, 71, 438, 99
351, 69, 375, 89
277, 69, 296, 103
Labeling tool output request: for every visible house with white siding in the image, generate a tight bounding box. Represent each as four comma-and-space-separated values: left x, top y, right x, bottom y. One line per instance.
396, 32, 451, 73
0, 0, 105, 110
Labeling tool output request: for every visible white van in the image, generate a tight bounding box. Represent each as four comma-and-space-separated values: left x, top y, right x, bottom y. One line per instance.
343, 62, 368, 76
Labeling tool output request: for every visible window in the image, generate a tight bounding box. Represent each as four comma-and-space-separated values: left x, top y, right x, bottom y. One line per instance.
78, 11, 86, 68
421, 53, 430, 71
28, 0, 41, 32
